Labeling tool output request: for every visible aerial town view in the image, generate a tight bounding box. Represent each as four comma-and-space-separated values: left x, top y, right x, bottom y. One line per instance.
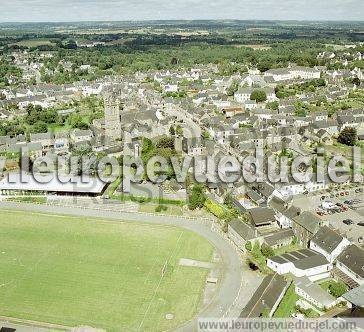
0, 1, 363, 331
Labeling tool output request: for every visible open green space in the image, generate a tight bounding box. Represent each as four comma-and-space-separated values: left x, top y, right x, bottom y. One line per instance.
0, 210, 214, 331
273, 283, 298, 318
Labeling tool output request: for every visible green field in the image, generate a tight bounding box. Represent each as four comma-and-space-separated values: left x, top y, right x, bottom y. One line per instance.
11, 39, 55, 47
0, 210, 214, 331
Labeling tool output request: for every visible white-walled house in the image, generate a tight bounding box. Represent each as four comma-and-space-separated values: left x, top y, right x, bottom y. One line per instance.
267, 248, 332, 281
294, 277, 339, 310
310, 226, 350, 263
289, 67, 321, 80
335, 245, 364, 288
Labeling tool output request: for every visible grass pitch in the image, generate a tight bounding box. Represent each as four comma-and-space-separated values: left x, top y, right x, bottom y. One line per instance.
0, 210, 214, 331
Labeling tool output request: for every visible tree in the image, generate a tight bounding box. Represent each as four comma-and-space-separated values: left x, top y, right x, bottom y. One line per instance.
169, 126, 175, 136
352, 77, 360, 86
267, 101, 279, 110
31, 121, 48, 134
175, 125, 183, 137
68, 113, 89, 130
261, 244, 275, 258
226, 80, 239, 97
202, 130, 210, 140
337, 127, 357, 146
188, 184, 206, 210
329, 281, 347, 298
245, 241, 252, 252
250, 89, 267, 102
156, 136, 175, 149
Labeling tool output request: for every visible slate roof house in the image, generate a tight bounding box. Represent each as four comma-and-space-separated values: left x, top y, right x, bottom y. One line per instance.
309, 226, 350, 263
334, 245, 364, 288
263, 229, 295, 250
227, 219, 260, 251
292, 211, 324, 247
30, 132, 54, 153
249, 207, 276, 228
294, 276, 338, 310
240, 274, 289, 318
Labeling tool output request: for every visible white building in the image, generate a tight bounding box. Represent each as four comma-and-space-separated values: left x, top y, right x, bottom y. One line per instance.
294, 277, 339, 310
335, 245, 364, 288
310, 226, 350, 263
267, 248, 332, 281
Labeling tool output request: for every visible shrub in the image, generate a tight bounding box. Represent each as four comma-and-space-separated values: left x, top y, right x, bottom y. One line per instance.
155, 205, 168, 213
261, 244, 275, 258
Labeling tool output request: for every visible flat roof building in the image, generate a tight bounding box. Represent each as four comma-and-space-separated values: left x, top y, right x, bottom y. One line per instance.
0, 173, 108, 196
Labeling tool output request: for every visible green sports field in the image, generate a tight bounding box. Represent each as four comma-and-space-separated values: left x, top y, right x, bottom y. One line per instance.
0, 210, 214, 331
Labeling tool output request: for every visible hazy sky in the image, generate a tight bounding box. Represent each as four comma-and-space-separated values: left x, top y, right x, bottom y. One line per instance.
0, 0, 363, 22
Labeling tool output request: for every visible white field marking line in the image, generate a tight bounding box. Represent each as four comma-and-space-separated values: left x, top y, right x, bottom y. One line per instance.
0, 209, 80, 220
137, 231, 184, 331
143, 247, 162, 285
1, 208, 190, 235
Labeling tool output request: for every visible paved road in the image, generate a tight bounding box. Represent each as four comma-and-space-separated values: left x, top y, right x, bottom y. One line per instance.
0, 201, 245, 332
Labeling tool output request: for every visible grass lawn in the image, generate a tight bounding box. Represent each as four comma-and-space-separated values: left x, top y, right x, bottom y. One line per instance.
273, 283, 298, 318
319, 279, 348, 298
5, 196, 47, 204
273, 243, 302, 256
12, 39, 55, 47
0, 210, 214, 331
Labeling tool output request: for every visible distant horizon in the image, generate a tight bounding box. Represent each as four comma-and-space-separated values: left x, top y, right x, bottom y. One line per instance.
0, 19, 363, 25
1, 0, 363, 23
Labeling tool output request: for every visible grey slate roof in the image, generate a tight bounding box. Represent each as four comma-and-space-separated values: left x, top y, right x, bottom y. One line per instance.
264, 229, 295, 247
229, 219, 257, 241
294, 276, 337, 307
342, 285, 364, 307
240, 274, 289, 318
337, 245, 364, 279
249, 207, 276, 227
269, 248, 329, 270
310, 226, 344, 254
293, 211, 322, 234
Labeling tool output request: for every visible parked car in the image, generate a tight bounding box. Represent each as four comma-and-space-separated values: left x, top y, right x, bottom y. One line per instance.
343, 219, 354, 225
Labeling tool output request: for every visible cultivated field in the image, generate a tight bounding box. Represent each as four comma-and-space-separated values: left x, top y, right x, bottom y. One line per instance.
0, 210, 214, 331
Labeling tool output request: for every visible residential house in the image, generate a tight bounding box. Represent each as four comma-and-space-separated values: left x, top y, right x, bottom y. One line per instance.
30, 132, 54, 154
70, 129, 93, 144
263, 229, 295, 250
310, 226, 350, 263
264, 69, 293, 82
334, 245, 364, 288
294, 276, 338, 310
240, 274, 289, 318
228, 219, 260, 251
249, 207, 276, 228
292, 211, 324, 247
267, 248, 332, 281
269, 197, 301, 229
54, 132, 70, 155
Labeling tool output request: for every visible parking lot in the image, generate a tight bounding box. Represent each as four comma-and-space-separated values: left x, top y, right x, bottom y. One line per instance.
293, 187, 364, 246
